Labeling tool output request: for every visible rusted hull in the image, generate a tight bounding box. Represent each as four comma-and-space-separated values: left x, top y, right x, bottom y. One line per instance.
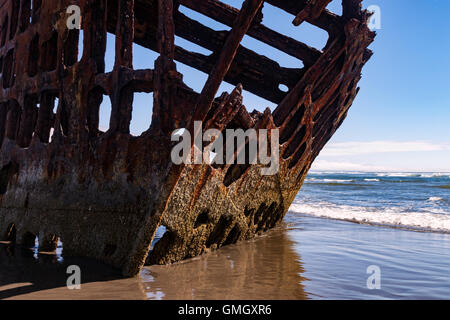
0, 0, 374, 276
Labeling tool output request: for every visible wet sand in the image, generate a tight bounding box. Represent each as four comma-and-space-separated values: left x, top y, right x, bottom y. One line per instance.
1, 213, 450, 300
0, 225, 306, 300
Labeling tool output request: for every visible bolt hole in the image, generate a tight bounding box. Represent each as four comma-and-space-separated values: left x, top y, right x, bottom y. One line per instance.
279, 84, 289, 93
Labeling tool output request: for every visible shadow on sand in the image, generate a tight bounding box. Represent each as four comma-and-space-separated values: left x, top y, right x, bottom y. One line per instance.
0, 243, 146, 300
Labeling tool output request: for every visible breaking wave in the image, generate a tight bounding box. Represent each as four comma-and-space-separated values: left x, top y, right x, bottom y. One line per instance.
289, 202, 450, 233
376, 172, 450, 178
306, 178, 353, 183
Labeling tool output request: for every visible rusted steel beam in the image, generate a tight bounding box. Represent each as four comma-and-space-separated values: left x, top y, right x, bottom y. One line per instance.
265, 0, 343, 36
173, 11, 303, 102
178, 0, 321, 66
108, 0, 304, 103
157, 0, 175, 59
292, 0, 332, 26
193, 0, 265, 123
110, 0, 135, 134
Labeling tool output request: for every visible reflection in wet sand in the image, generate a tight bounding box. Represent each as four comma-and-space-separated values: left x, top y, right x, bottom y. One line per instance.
0, 243, 146, 300
0, 226, 306, 300
142, 228, 307, 300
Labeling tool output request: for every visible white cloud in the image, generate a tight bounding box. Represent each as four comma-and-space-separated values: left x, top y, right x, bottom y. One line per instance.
320, 140, 450, 157
312, 140, 450, 172
310, 160, 395, 172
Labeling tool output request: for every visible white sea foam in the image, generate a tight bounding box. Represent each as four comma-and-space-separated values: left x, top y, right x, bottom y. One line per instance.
419, 173, 450, 178
375, 172, 450, 178
309, 171, 365, 175
376, 173, 415, 177
322, 179, 353, 183
289, 202, 450, 233
364, 178, 380, 182
428, 197, 443, 202
305, 178, 353, 183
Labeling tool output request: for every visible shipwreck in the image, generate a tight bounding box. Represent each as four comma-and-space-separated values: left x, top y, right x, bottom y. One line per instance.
0, 0, 374, 276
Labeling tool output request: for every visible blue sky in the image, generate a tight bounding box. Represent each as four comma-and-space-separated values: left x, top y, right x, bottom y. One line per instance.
94, 0, 449, 172
313, 0, 450, 172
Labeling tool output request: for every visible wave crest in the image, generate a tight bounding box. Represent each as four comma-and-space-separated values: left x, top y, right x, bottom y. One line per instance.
289, 202, 450, 233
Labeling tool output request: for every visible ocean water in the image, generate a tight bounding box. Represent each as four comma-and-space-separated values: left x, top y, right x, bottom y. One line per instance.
1, 172, 450, 299
292, 171, 450, 233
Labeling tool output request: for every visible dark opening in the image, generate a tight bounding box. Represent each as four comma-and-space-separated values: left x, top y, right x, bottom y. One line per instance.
28, 34, 39, 77
253, 203, 267, 225
279, 104, 306, 144
288, 141, 307, 169
222, 128, 255, 187
3, 49, 15, 88
3, 223, 16, 242
49, 97, 59, 142
282, 126, 307, 159
59, 98, 70, 137
0, 102, 6, 145
223, 224, 241, 246
21, 231, 36, 248
244, 207, 254, 217
9, 0, 20, 39
19, 0, 32, 32
206, 215, 232, 248
39, 234, 59, 252
19, 95, 39, 148
223, 162, 251, 187
64, 29, 80, 67
256, 202, 278, 232
35, 92, 56, 143
1, 15, 8, 46
40, 31, 58, 72
194, 210, 210, 228
87, 87, 105, 137
0, 162, 17, 195
31, 0, 42, 24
